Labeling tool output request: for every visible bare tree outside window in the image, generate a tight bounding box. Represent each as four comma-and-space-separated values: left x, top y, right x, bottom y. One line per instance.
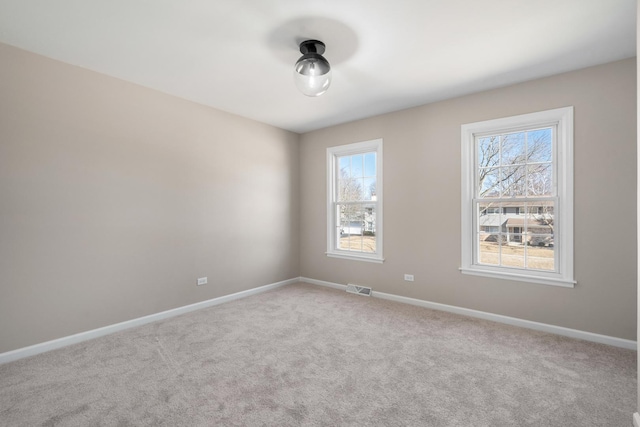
336, 153, 377, 253
477, 129, 552, 198
476, 128, 555, 271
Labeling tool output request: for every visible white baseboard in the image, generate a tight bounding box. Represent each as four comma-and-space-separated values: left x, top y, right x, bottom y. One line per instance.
634, 412, 640, 427
0, 277, 298, 365
301, 277, 347, 291
3, 276, 635, 365
299, 277, 637, 350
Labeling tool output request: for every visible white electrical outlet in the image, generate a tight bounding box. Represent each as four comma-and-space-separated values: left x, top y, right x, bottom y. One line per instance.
404, 274, 414, 282
197, 277, 207, 286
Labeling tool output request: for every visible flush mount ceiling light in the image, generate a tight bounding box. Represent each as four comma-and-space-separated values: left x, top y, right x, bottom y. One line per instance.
293, 39, 332, 97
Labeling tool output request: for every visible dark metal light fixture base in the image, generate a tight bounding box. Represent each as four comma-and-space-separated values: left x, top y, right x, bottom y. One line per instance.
299, 40, 326, 55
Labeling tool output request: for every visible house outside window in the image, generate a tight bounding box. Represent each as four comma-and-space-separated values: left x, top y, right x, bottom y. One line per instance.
482, 207, 500, 215
460, 107, 574, 287
327, 139, 383, 263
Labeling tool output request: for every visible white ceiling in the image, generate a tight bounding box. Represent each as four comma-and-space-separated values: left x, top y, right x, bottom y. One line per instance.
0, 0, 636, 133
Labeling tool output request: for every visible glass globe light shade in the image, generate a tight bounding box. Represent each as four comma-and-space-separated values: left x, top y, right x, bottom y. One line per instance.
293, 53, 332, 97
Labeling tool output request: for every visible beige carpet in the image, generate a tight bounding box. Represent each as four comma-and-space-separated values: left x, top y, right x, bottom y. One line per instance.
0, 283, 636, 426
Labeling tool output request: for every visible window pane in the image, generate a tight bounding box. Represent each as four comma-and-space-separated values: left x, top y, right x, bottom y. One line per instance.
527, 128, 553, 163
527, 164, 553, 197
340, 205, 360, 234
501, 166, 526, 197
338, 205, 352, 250
523, 201, 554, 271
337, 203, 376, 253
501, 240, 525, 268
478, 201, 503, 266
351, 154, 363, 177
478, 167, 500, 198
478, 136, 500, 168
362, 204, 376, 253
357, 178, 365, 199
478, 233, 501, 266
362, 204, 376, 236
478, 201, 502, 231
524, 201, 554, 235
338, 156, 350, 177
364, 153, 376, 177
340, 234, 371, 252
526, 235, 554, 271
338, 176, 363, 201
501, 132, 526, 165
363, 177, 376, 201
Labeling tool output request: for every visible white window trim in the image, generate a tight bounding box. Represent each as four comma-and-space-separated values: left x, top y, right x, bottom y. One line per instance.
326, 139, 384, 263
460, 107, 575, 287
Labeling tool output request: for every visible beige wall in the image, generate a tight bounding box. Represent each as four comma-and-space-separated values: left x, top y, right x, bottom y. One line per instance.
0, 40, 636, 354
0, 43, 300, 353
300, 58, 637, 340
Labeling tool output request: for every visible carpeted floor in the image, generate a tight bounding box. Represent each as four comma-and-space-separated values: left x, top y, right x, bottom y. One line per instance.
0, 283, 636, 426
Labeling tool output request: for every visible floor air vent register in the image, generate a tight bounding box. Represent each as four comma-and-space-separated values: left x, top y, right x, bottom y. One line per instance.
345, 284, 372, 296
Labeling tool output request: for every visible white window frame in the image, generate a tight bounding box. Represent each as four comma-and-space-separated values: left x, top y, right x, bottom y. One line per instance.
327, 139, 384, 263
460, 107, 575, 287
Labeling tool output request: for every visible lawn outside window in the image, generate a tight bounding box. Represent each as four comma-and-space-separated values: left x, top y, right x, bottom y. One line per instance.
326, 139, 383, 263
460, 107, 575, 287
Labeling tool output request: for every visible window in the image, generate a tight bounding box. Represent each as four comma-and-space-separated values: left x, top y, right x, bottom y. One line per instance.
461, 107, 574, 287
327, 139, 383, 263
482, 207, 500, 215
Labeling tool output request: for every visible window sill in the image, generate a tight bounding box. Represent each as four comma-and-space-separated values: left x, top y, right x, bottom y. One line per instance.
459, 267, 575, 288
326, 252, 384, 264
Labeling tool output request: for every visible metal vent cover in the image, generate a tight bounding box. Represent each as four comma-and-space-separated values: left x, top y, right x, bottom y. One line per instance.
346, 284, 372, 296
